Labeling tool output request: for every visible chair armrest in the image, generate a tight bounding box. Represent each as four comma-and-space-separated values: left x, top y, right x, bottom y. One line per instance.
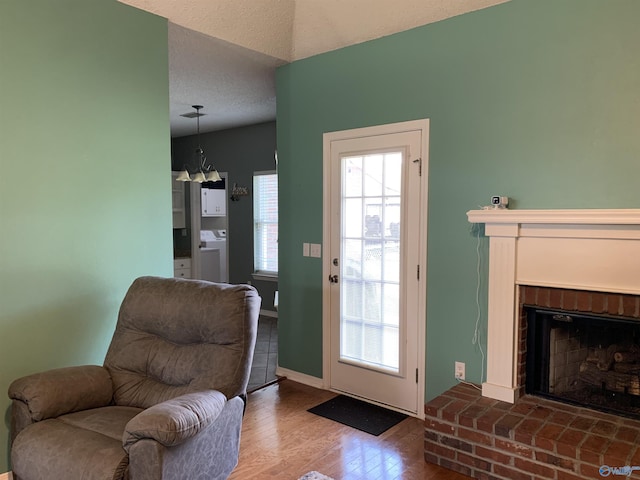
8, 365, 113, 421
123, 390, 227, 450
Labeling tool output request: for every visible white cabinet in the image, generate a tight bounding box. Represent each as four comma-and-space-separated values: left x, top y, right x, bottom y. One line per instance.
201, 188, 226, 216
173, 257, 191, 278
171, 172, 186, 229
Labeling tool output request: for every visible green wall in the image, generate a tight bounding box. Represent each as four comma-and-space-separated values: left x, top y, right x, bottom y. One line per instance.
171, 121, 278, 312
0, 0, 171, 471
276, 0, 640, 400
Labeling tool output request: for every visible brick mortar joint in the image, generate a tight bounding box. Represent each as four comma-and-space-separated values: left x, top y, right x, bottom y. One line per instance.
426, 445, 579, 480
425, 421, 615, 473
519, 286, 640, 318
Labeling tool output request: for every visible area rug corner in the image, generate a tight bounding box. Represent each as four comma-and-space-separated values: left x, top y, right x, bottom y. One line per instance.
298, 471, 335, 480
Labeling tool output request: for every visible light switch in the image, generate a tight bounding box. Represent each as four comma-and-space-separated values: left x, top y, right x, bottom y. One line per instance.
310, 243, 322, 258
303, 243, 310, 257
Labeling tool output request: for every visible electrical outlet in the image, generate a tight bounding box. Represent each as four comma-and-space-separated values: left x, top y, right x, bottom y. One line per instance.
455, 361, 465, 381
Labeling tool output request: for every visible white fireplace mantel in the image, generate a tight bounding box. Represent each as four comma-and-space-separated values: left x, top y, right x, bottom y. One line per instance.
466, 208, 640, 403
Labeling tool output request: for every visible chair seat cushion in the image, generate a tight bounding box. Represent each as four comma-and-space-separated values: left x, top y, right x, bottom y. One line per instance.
12, 406, 142, 480
60, 405, 143, 441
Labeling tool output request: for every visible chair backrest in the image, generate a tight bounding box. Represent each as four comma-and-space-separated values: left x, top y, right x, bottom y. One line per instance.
104, 276, 260, 409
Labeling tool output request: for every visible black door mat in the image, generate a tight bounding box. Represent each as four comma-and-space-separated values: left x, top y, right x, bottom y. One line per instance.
307, 395, 407, 436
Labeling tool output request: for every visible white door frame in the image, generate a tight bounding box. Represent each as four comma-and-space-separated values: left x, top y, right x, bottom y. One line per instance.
322, 119, 429, 418
190, 182, 202, 280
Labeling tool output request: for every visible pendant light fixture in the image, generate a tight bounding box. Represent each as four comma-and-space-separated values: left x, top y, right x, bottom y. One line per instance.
177, 105, 222, 183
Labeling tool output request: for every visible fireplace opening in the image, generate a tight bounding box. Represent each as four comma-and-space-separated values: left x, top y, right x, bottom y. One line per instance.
526, 306, 640, 419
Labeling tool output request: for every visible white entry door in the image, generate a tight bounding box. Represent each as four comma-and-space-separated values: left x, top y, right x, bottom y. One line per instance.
323, 120, 429, 416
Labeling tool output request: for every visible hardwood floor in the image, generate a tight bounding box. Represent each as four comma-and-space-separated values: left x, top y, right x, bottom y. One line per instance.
230, 380, 470, 480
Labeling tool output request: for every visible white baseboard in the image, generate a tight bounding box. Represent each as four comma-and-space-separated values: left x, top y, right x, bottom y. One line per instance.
0, 472, 13, 480
259, 309, 278, 318
276, 367, 325, 389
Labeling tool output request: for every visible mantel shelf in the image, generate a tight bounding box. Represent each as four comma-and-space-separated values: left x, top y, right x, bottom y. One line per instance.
467, 208, 640, 226
466, 207, 640, 403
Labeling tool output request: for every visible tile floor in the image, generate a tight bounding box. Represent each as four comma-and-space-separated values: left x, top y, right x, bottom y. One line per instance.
247, 315, 278, 393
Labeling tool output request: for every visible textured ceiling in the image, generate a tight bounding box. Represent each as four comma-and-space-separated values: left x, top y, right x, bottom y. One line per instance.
118, 0, 510, 136
168, 23, 282, 137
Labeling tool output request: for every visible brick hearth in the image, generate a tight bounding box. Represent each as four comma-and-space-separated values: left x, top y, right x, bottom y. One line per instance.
424, 382, 640, 480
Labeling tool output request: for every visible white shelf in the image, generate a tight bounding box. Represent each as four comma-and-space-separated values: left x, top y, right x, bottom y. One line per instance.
467, 208, 640, 225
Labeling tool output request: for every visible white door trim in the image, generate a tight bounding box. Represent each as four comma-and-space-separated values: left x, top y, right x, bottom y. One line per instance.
190, 182, 202, 280
322, 119, 429, 418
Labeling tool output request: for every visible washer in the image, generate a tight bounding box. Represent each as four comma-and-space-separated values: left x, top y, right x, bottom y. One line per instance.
200, 230, 227, 283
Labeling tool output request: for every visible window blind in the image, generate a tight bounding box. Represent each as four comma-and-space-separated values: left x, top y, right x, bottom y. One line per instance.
253, 172, 278, 275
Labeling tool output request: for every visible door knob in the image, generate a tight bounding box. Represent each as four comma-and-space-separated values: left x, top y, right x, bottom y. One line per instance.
328, 274, 339, 284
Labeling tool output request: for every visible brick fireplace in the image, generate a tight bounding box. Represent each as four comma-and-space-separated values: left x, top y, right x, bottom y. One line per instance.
424, 209, 640, 479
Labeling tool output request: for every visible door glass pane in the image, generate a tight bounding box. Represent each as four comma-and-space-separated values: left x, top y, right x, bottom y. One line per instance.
384, 153, 402, 196
344, 156, 363, 197
340, 151, 402, 372
363, 281, 381, 322
344, 198, 362, 238
382, 283, 399, 327
363, 154, 383, 197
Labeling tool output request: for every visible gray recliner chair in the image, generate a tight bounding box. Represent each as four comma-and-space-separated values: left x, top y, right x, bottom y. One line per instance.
8, 276, 260, 480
